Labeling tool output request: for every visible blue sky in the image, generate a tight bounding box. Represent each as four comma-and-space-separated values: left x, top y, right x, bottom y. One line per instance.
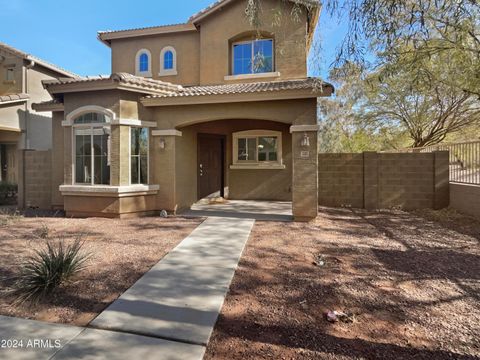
0, 0, 347, 79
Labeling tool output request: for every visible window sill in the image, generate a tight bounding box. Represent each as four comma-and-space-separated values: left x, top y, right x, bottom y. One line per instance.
135, 71, 152, 78
230, 163, 286, 170
224, 72, 281, 81
59, 184, 159, 197
158, 70, 178, 77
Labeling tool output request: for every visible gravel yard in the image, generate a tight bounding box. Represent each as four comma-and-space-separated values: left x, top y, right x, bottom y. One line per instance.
0, 213, 202, 326
205, 207, 480, 360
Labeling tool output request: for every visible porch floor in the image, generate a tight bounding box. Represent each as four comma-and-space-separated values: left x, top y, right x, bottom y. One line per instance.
181, 200, 293, 222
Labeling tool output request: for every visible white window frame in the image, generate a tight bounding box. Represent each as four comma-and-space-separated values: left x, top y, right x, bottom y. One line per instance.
135, 48, 152, 77
71, 112, 112, 186
159, 46, 177, 76
231, 130, 285, 170
129, 127, 150, 185
231, 39, 274, 76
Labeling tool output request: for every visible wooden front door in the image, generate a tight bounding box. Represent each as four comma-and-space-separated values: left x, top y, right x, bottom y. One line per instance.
197, 134, 224, 200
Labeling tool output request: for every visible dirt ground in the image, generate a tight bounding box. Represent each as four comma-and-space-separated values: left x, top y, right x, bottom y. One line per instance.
205, 207, 480, 360
0, 213, 202, 326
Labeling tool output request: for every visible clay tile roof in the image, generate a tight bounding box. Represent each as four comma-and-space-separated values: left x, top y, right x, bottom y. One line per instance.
189, 0, 320, 23
0, 93, 29, 104
0, 42, 78, 78
98, 23, 188, 36
43, 73, 184, 95
146, 77, 330, 99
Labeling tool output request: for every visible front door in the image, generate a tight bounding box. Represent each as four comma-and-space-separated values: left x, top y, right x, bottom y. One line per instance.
197, 134, 224, 200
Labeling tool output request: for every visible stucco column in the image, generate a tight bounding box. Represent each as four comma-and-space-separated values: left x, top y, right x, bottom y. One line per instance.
151, 129, 181, 213
290, 125, 319, 221
110, 125, 130, 186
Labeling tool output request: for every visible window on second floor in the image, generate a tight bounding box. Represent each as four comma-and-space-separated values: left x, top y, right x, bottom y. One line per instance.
232, 39, 273, 75
6, 68, 15, 82
159, 46, 177, 76
135, 49, 152, 77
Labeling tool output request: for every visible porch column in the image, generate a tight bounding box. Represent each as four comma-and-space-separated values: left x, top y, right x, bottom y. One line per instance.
290, 125, 319, 221
151, 129, 182, 213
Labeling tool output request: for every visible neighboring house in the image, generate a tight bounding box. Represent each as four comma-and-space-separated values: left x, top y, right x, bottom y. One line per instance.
0, 42, 77, 207
33, 0, 333, 220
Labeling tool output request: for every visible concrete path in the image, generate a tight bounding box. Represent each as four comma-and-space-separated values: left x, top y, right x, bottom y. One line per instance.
0, 216, 254, 359
91, 216, 255, 346
183, 200, 293, 221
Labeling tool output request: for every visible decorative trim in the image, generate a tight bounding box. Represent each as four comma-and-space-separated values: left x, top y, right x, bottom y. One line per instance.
135, 48, 152, 77
112, 118, 157, 127
60, 184, 159, 197
0, 125, 21, 133
224, 72, 280, 81
152, 129, 182, 137
159, 46, 177, 76
64, 105, 115, 126
230, 164, 286, 170
290, 125, 320, 133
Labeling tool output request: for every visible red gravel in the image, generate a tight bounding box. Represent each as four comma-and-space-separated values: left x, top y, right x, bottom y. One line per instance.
205, 207, 480, 360
0, 214, 202, 326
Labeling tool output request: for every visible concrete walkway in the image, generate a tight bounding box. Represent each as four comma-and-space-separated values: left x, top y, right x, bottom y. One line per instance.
183, 200, 293, 221
0, 216, 255, 359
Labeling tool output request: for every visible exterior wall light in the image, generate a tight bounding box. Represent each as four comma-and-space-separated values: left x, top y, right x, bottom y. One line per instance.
301, 132, 310, 147
159, 138, 166, 149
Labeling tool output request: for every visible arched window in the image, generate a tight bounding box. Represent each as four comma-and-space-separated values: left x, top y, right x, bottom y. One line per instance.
135, 49, 152, 77
139, 53, 149, 72
71, 110, 112, 185
164, 51, 174, 70
159, 46, 177, 76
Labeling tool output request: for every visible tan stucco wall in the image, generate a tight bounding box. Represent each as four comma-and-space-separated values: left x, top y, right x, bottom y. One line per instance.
199, 0, 308, 85
24, 150, 52, 209
111, 31, 201, 86
170, 119, 292, 211
51, 111, 64, 208
108, 0, 310, 86
152, 98, 317, 129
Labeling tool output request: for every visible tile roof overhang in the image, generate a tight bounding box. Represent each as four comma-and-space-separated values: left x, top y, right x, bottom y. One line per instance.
141, 77, 333, 107
31, 99, 64, 112
0, 93, 29, 106
42, 73, 183, 96
97, 0, 320, 49
0, 42, 78, 78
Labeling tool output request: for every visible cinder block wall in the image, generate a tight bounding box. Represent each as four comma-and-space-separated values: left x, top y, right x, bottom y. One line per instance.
24, 150, 52, 209
450, 183, 480, 219
318, 151, 449, 210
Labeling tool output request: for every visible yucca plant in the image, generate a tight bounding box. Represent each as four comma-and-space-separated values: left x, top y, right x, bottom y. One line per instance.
12, 238, 90, 303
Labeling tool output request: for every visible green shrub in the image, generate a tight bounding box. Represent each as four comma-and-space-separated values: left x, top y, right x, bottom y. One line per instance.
12, 238, 89, 303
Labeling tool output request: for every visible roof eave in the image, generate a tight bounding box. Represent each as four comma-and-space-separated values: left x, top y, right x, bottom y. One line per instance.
97, 23, 198, 45
141, 87, 333, 107
32, 102, 65, 113
0, 98, 29, 106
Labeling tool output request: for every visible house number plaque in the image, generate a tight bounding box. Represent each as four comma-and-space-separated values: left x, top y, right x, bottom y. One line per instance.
300, 151, 310, 159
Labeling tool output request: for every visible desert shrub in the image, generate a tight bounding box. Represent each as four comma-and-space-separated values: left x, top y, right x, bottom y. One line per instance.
0, 210, 21, 227
34, 223, 50, 239
0, 182, 17, 204
12, 238, 89, 303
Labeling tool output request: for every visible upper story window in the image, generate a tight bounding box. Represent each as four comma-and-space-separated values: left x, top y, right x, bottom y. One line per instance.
159, 46, 177, 76
5, 68, 15, 82
135, 49, 152, 77
232, 39, 273, 75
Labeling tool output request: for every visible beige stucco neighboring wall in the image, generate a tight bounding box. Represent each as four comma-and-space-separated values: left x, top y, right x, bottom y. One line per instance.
0, 48, 23, 95
111, 31, 201, 86
450, 183, 480, 219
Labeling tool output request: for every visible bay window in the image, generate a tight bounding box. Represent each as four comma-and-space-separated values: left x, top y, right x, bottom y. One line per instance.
131, 127, 149, 184
73, 113, 111, 185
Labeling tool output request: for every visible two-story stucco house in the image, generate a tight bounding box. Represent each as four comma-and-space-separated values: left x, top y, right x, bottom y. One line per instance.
0, 42, 76, 207
33, 0, 333, 221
